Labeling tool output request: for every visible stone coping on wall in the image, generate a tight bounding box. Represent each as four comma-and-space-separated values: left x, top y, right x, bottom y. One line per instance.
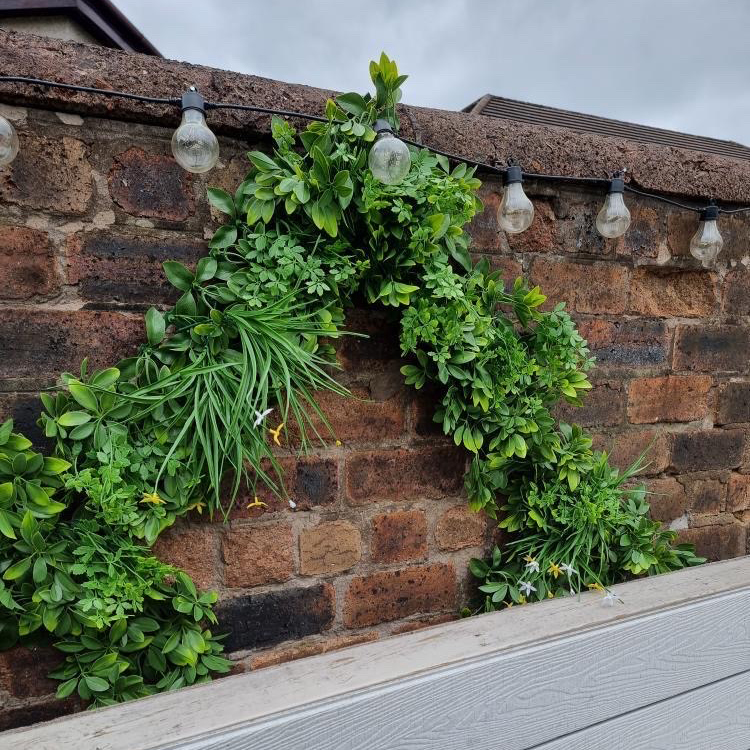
1, 28, 750, 204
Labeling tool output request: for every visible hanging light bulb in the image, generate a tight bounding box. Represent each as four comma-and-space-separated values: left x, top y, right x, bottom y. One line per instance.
596, 172, 631, 238
368, 119, 411, 185
498, 165, 534, 233
0, 113, 19, 167
689, 203, 723, 267
171, 87, 219, 174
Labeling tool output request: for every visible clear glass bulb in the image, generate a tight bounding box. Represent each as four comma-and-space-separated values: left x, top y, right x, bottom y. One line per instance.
596, 192, 631, 238
0, 114, 19, 167
689, 218, 723, 268
498, 181, 534, 233
368, 131, 411, 185
171, 109, 219, 173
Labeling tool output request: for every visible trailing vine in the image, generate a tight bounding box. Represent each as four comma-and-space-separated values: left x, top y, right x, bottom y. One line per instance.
0, 54, 702, 708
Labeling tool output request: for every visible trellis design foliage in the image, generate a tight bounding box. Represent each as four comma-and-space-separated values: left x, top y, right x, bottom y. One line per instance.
0, 54, 702, 707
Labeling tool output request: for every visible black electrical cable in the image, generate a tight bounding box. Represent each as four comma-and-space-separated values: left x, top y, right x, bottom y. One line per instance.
0, 74, 747, 215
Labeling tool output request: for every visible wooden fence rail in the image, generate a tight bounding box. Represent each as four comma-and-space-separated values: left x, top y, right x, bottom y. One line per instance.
4, 556, 750, 750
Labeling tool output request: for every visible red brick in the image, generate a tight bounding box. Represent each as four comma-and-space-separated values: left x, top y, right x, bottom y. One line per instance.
249, 631, 378, 670
410, 384, 449, 438
66, 230, 205, 304
465, 186, 501, 251
530, 258, 628, 314
577, 318, 669, 370
0, 308, 142, 381
152, 525, 218, 591
0, 646, 60, 699
222, 522, 293, 588
0, 697, 83, 732
627, 375, 712, 424
554, 196, 607, 256
677, 523, 746, 561
336, 308, 401, 373
716, 382, 750, 425
727, 473, 750, 512
343, 563, 456, 628
671, 429, 745, 472
506, 199, 558, 252
0, 133, 91, 214
434, 505, 487, 550
620, 205, 663, 260
593, 429, 670, 475
554, 380, 624, 427
108, 146, 194, 221
678, 473, 727, 514
673, 326, 750, 373
299, 520, 361, 575
0, 225, 59, 300
345, 446, 465, 505
390, 613, 458, 634
647, 477, 687, 523
629, 268, 718, 318
472, 254, 524, 284
722, 268, 750, 318
371, 510, 427, 563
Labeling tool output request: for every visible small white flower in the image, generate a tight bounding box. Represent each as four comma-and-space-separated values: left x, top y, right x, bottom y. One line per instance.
525, 560, 540, 573
288, 499, 297, 509
602, 589, 623, 607
519, 580, 536, 597
560, 563, 577, 576
253, 408, 273, 427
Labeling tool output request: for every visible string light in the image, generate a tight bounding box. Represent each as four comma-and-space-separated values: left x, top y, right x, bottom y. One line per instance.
596, 171, 631, 238
498, 165, 534, 233
0, 74, 747, 263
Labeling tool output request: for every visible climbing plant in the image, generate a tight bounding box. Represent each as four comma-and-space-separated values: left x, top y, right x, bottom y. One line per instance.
0, 53, 702, 707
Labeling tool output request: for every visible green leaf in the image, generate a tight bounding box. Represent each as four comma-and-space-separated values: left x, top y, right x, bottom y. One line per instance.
0, 511, 15, 539
42, 457, 72, 475
91, 367, 120, 388
57, 411, 92, 427
0, 420, 12, 445
195, 257, 218, 283
206, 187, 235, 216
335, 92, 367, 116
84, 675, 110, 692
248, 151, 279, 172
145, 308, 166, 347
56, 677, 79, 699
209, 225, 238, 249
67, 382, 98, 412
163, 261, 195, 292
3, 557, 31, 581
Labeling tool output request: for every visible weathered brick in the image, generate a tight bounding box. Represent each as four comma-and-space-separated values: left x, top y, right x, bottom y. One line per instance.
390, 613, 458, 634
343, 563, 456, 628
677, 523, 746, 561
299, 520, 361, 575
620, 205, 663, 260
716, 382, 750, 425
434, 505, 487, 550
727, 473, 750, 512
530, 258, 628, 314
673, 326, 750, 373
216, 584, 334, 653
722, 268, 750, 318
0, 697, 83, 732
647, 477, 687, 523
345, 446, 465, 505
577, 318, 668, 369
671, 429, 745, 472
0, 134, 91, 214
108, 147, 194, 221
336, 308, 401, 373
0, 225, 59, 300
554, 380, 624, 427
472, 254, 524, 284
0, 309, 142, 380
152, 525, 218, 591
593, 429, 670, 475
678, 473, 727, 514
629, 268, 718, 318
465, 186, 501, 251
627, 375, 712, 424
553, 195, 606, 256
410, 384, 448, 438
249, 632, 378, 671
506, 199, 558, 252
66, 230, 205, 304
0, 646, 60, 699
371, 510, 427, 563
0, 392, 48, 448
222, 522, 293, 588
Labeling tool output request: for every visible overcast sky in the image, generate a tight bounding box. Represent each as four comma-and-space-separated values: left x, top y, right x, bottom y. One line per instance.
117, 0, 750, 145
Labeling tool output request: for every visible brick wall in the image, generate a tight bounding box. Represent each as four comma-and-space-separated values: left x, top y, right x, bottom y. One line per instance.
2, 29, 750, 729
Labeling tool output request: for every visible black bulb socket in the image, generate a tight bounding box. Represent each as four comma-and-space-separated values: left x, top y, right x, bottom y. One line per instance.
505, 165, 523, 185
608, 177, 625, 194
701, 205, 719, 221
373, 119, 394, 134
181, 89, 206, 114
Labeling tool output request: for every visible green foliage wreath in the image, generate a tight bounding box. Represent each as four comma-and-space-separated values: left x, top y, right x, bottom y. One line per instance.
0, 54, 702, 707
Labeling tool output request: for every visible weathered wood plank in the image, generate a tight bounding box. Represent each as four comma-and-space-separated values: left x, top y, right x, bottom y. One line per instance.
5, 557, 750, 750
536, 670, 750, 750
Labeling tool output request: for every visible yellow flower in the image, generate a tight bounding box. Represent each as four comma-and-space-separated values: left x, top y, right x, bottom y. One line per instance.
141, 492, 165, 505
269, 422, 285, 446
523, 554, 536, 563
187, 501, 206, 515
518, 595, 527, 605
505, 601, 513, 608
247, 496, 267, 510
335, 440, 342, 447
547, 590, 554, 599
587, 582, 605, 592
548, 562, 562, 579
